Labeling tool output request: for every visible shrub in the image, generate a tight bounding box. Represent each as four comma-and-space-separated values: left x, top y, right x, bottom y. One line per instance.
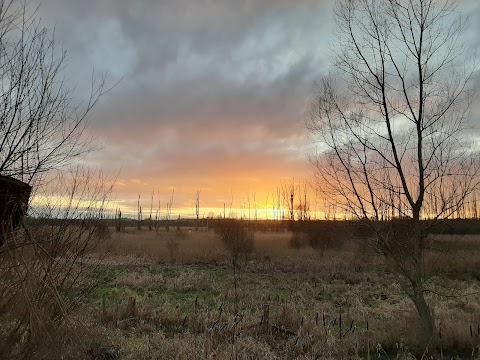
0, 168, 114, 359
289, 231, 309, 249
293, 221, 347, 251
308, 229, 344, 251
214, 219, 254, 264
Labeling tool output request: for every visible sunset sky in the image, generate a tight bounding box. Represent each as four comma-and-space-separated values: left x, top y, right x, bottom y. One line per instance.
33, 0, 480, 219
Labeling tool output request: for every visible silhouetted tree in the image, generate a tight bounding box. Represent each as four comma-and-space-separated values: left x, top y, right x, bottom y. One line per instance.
307, 0, 479, 355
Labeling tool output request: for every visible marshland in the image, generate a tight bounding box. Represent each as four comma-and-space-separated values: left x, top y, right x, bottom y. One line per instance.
18, 218, 479, 359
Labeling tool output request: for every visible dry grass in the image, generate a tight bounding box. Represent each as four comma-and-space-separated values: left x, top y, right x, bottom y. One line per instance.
19, 227, 480, 359
101, 228, 360, 266
100, 228, 226, 264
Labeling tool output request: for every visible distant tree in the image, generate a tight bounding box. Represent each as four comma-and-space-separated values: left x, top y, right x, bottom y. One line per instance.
282, 178, 295, 222
195, 190, 200, 230
165, 189, 174, 231
149, 189, 154, 230
155, 194, 161, 232
307, 0, 479, 355
137, 194, 142, 230
296, 181, 311, 221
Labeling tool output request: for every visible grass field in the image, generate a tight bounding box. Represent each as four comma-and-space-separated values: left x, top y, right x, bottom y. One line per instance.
72, 227, 480, 359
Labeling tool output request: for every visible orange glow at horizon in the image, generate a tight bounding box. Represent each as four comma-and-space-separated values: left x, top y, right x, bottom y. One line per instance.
99, 176, 348, 221
30, 173, 339, 220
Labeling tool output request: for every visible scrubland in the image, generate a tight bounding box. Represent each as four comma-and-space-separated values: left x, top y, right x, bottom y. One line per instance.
64, 226, 480, 360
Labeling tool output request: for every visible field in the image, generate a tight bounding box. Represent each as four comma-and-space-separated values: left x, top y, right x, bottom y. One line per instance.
64, 226, 480, 360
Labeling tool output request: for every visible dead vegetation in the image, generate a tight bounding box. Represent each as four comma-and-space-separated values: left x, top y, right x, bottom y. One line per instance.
64, 225, 480, 359
0, 169, 115, 360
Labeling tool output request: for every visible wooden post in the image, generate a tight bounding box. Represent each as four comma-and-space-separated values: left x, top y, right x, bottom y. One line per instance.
126, 296, 136, 318
262, 304, 270, 333
102, 294, 106, 315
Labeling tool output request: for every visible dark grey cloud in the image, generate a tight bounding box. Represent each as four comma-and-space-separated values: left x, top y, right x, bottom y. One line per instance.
34, 0, 334, 187
37, 0, 333, 131
30, 0, 480, 213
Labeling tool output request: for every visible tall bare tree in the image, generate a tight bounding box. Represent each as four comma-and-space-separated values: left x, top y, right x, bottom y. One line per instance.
307, 0, 479, 355
0, 0, 108, 183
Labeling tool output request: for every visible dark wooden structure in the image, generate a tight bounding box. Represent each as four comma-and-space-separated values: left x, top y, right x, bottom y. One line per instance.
0, 175, 32, 246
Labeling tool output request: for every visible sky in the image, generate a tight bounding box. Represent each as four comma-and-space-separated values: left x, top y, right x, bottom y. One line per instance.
32, 0, 480, 219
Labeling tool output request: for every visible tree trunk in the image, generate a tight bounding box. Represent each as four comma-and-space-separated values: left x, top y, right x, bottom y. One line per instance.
411, 280, 435, 358
409, 221, 435, 358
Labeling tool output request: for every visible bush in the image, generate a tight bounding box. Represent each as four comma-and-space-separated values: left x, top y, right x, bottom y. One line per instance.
214, 219, 254, 264
308, 229, 345, 251
293, 221, 347, 252
289, 231, 309, 249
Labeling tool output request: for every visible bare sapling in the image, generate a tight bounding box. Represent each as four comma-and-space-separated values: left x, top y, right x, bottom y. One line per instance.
195, 190, 200, 230
156, 194, 160, 232
214, 219, 254, 314
149, 189, 154, 231
165, 189, 174, 232
137, 194, 142, 230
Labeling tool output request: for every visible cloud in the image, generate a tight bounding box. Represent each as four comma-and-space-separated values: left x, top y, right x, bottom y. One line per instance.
30, 0, 480, 215
35, 0, 334, 183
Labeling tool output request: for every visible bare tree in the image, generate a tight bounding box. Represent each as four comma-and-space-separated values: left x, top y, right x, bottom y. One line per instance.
275, 186, 281, 221
253, 192, 258, 225
307, 0, 479, 355
282, 178, 296, 222
265, 191, 270, 221
155, 193, 161, 232
0, 1, 108, 183
214, 219, 254, 314
296, 181, 310, 221
0, 1, 114, 356
195, 190, 200, 230
149, 188, 154, 231
165, 189, 174, 231
136, 194, 142, 230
